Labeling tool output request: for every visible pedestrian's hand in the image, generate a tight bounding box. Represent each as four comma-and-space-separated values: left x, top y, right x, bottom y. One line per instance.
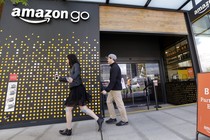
101, 90, 107, 95
67, 77, 73, 83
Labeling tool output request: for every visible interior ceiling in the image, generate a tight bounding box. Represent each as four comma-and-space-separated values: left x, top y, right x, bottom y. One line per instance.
158, 35, 186, 49
66, 0, 202, 11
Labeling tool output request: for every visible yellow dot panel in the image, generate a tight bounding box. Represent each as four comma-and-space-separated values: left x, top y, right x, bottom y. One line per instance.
0, 32, 100, 124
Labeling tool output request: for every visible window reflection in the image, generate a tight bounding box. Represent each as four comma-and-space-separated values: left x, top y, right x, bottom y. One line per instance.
192, 15, 210, 36
192, 13, 210, 72
100, 63, 160, 96
194, 36, 210, 72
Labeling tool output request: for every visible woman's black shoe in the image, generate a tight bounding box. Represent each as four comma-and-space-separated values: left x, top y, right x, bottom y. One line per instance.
59, 129, 65, 133
59, 129, 72, 136
97, 118, 104, 131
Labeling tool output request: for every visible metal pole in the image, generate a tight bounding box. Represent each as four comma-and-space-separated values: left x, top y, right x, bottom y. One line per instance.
145, 87, 149, 110
196, 132, 199, 140
153, 82, 158, 111
132, 92, 135, 105
101, 95, 105, 118
192, 0, 196, 7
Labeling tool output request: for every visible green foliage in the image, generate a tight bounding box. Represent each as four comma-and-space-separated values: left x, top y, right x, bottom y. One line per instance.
0, 0, 28, 5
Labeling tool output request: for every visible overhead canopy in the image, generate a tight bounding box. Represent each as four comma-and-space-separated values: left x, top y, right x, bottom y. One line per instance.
66, 0, 203, 11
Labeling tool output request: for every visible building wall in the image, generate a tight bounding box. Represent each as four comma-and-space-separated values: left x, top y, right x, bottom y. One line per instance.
100, 6, 188, 34
0, 1, 190, 129
0, 1, 100, 128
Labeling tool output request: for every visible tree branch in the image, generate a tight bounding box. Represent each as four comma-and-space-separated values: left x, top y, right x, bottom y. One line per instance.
0, 0, 28, 5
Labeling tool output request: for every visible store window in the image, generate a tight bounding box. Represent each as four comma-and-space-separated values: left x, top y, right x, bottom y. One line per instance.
164, 39, 194, 82
192, 13, 210, 72
100, 63, 160, 105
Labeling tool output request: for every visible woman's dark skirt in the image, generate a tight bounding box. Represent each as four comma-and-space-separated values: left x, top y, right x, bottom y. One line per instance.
64, 84, 91, 107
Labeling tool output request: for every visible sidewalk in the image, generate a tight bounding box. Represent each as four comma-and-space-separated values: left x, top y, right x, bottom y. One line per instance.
0, 104, 209, 140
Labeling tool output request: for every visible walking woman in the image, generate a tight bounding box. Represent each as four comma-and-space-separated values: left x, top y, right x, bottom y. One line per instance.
55, 54, 104, 136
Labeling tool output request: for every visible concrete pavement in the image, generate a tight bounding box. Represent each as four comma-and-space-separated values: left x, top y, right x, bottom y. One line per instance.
0, 103, 209, 140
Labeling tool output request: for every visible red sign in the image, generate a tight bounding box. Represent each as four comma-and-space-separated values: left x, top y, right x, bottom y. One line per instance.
197, 73, 210, 136
9, 73, 18, 81
187, 67, 194, 79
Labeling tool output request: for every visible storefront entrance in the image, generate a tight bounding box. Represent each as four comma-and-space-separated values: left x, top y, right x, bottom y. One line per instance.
100, 31, 195, 108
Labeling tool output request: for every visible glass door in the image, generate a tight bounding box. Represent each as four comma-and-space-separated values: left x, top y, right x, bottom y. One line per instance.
100, 62, 162, 106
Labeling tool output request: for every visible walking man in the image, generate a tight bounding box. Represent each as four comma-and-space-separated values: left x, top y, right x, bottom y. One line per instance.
101, 54, 128, 126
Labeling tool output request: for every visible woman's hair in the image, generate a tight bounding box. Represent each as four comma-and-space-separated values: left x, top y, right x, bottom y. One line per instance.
67, 54, 80, 68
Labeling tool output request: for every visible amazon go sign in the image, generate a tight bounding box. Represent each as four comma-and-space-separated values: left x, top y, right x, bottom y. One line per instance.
11, 8, 90, 24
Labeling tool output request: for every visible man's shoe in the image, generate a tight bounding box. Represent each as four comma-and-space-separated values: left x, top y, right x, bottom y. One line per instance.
59, 129, 72, 136
97, 118, 104, 131
105, 118, 117, 124
116, 121, 128, 126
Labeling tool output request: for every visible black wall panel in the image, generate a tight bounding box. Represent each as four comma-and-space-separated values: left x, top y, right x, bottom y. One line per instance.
0, 1, 100, 128
100, 33, 161, 61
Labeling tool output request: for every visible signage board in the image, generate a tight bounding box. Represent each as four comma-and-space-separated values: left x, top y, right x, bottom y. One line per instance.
9, 73, 18, 81
188, 0, 210, 22
11, 8, 90, 24
197, 73, 210, 137
4, 82, 18, 112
